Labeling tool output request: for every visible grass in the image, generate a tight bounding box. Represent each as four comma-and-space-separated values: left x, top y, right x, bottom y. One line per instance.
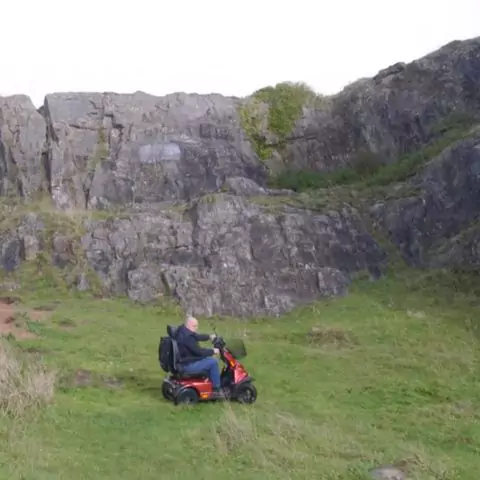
0, 265, 479, 479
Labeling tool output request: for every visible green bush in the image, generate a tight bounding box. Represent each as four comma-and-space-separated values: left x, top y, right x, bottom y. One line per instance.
239, 82, 325, 161
253, 82, 320, 141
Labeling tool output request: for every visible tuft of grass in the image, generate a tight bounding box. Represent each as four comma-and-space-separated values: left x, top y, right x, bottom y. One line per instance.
0, 338, 56, 417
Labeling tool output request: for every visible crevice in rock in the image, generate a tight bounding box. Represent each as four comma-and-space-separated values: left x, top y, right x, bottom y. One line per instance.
38, 104, 52, 197
38, 99, 57, 200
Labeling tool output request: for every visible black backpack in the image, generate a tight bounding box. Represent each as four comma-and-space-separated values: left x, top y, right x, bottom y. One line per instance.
158, 325, 180, 373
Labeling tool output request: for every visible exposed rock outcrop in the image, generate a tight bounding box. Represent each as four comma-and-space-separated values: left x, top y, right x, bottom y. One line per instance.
82, 195, 385, 316
371, 133, 480, 266
281, 38, 480, 172
1, 36, 480, 317
0, 96, 49, 198
2, 38, 480, 211
41, 92, 269, 210
0, 195, 386, 317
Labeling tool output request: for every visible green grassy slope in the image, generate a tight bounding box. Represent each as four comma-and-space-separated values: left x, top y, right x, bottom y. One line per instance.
1, 265, 479, 480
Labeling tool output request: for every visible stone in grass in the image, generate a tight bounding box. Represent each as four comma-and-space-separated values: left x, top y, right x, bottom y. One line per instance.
369, 465, 407, 480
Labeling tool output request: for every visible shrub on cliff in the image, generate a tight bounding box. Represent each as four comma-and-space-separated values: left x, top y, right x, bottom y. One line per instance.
253, 82, 321, 141
239, 81, 326, 161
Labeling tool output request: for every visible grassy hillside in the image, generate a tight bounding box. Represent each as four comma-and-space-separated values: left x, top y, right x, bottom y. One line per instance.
1, 263, 479, 479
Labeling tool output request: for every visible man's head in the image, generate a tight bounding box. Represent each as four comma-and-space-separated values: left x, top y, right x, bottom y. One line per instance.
185, 315, 199, 332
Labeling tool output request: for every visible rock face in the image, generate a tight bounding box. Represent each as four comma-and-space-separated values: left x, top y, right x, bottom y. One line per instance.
0, 96, 49, 198
82, 195, 386, 316
0, 213, 46, 272
0, 195, 387, 317
283, 38, 480, 172
2, 38, 480, 210
1, 36, 480, 316
371, 133, 480, 266
41, 92, 268, 210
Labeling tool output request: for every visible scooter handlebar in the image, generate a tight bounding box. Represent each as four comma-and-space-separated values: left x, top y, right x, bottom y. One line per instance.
212, 336, 226, 349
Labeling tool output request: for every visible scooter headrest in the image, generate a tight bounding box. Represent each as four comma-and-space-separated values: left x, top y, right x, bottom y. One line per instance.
167, 325, 178, 338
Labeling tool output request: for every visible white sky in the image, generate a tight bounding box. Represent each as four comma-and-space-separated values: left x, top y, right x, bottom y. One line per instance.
1, 0, 479, 107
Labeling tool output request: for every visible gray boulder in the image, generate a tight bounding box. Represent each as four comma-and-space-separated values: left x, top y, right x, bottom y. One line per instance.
369, 465, 407, 480
222, 177, 267, 196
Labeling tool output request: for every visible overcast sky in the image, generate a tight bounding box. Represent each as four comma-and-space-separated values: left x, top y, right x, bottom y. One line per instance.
1, 0, 478, 107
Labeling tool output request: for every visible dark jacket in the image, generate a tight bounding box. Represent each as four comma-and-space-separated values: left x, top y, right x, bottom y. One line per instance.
175, 325, 214, 364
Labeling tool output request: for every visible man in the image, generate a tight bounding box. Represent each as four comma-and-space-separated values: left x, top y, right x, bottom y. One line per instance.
175, 315, 224, 395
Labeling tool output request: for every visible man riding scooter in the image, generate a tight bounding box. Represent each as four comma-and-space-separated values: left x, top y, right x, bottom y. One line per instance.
174, 315, 226, 397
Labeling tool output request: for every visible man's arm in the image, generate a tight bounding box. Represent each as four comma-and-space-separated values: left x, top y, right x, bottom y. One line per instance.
193, 332, 211, 342
184, 335, 214, 357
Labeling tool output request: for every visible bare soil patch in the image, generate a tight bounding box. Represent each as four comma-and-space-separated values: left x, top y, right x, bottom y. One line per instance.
0, 300, 51, 340
65, 369, 123, 390
307, 325, 357, 347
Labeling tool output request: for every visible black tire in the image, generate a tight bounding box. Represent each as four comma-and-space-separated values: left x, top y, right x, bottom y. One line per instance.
162, 382, 174, 401
174, 388, 200, 406
235, 383, 257, 404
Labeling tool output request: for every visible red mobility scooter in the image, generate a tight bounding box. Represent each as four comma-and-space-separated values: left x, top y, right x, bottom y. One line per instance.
159, 325, 257, 405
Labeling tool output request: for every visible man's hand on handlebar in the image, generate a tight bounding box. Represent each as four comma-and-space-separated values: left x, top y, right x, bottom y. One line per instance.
209, 333, 217, 341
213, 348, 220, 355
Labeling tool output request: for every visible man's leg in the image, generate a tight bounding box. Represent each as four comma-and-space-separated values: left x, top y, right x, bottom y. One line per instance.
183, 357, 221, 389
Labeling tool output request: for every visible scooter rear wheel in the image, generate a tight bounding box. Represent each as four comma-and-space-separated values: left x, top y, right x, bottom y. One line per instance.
175, 388, 200, 405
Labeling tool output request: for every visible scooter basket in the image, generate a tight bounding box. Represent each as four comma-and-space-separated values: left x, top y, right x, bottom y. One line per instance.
225, 338, 247, 359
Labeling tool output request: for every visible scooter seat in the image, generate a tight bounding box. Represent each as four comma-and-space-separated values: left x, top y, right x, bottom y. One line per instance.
173, 370, 209, 379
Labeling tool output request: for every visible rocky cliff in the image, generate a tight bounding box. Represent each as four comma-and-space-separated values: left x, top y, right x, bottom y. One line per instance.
0, 36, 479, 317
245, 38, 480, 173
371, 132, 480, 268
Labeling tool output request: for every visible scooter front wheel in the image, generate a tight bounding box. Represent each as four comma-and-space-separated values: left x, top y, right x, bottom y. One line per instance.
235, 383, 257, 404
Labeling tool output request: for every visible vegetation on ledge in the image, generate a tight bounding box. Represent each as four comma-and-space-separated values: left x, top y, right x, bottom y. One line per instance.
0, 197, 109, 297
268, 115, 480, 192
239, 82, 327, 162
252, 82, 323, 141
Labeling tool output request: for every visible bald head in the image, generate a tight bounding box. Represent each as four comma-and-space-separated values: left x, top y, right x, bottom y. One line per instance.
185, 315, 199, 332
